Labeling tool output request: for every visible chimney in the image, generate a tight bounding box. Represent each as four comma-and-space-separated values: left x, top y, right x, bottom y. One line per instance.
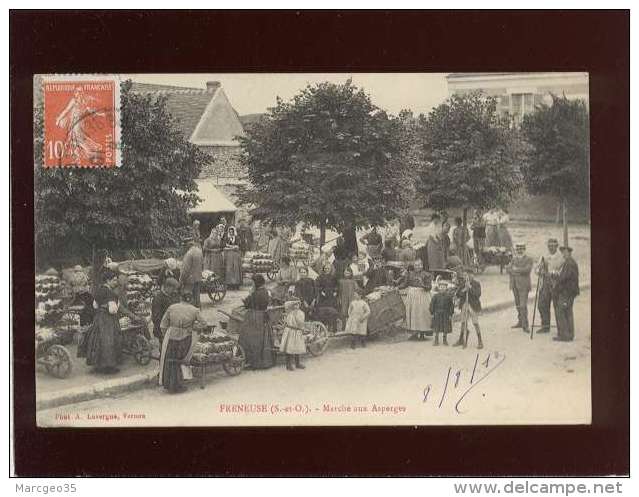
206, 81, 221, 92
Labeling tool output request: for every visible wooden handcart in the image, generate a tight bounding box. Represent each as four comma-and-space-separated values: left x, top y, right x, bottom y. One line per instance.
36, 328, 74, 379
365, 288, 406, 336
474, 247, 513, 274
218, 307, 330, 358
120, 320, 153, 366
189, 325, 246, 389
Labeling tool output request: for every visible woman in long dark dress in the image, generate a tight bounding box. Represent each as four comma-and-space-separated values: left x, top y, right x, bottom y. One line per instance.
158, 290, 206, 393
315, 264, 340, 331
78, 270, 123, 374
239, 274, 275, 369
316, 264, 338, 309
223, 225, 242, 289
203, 225, 225, 277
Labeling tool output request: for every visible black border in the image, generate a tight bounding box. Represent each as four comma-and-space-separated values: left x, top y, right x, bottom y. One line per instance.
10, 10, 630, 477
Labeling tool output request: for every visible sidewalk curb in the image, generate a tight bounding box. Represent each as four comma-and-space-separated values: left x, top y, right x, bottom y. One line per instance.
37, 283, 591, 412
36, 371, 158, 411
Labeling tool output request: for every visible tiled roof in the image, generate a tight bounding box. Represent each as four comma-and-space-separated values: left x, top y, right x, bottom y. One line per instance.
131, 82, 215, 139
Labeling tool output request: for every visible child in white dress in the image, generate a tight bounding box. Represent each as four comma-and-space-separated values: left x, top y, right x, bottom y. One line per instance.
344, 289, 371, 349
279, 299, 307, 370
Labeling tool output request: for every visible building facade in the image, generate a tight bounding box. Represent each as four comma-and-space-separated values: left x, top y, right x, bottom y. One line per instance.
446, 72, 589, 126
131, 81, 252, 222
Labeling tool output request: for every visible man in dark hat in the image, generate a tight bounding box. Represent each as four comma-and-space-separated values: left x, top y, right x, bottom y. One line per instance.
535, 238, 563, 334
552, 246, 580, 342
507, 242, 534, 333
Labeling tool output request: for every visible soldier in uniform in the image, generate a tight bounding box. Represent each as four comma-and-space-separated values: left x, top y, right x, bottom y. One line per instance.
507, 242, 534, 333
552, 246, 580, 342
535, 238, 564, 334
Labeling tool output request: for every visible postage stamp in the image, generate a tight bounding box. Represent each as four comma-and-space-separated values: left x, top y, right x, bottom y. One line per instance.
42, 75, 121, 168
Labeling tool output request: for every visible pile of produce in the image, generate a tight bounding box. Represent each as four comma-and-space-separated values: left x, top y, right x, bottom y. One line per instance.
483, 246, 512, 256
290, 241, 312, 260
202, 269, 217, 281
241, 251, 276, 273
432, 276, 459, 294
119, 316, 132, 330
365, 285, 398, 303
126, 272, 153, 312
191, 329, 236, 364
35, 273, 64, 325
481, 246, 513, 265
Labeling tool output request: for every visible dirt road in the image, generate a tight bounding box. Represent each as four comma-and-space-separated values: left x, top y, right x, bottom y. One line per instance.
38, 289, 591, 427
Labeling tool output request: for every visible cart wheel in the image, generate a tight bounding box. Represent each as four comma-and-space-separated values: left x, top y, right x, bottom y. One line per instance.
44, 345, 73, 379
306, 321, 329, 357
134, 335, 151, 365
207, 279, 227, 303
222, 344, 246, 376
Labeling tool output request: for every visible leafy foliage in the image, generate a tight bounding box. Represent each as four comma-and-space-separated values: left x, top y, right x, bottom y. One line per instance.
35, 80, 209, 266
520, 94, 589, 199
416, 92, 524, 211
236, 79, 416, 235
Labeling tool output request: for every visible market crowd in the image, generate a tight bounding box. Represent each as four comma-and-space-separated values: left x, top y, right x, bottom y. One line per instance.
59, 208, 580, 395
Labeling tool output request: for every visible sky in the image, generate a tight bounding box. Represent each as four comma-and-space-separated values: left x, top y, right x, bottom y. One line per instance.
128, 73, 450, 117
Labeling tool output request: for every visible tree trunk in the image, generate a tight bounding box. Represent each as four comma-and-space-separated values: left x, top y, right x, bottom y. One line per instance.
556, 200, 561, 225
319, 218, 326, 249
91, 244, 99, 295
91, 244, 106, 295
562, 196, 569, 247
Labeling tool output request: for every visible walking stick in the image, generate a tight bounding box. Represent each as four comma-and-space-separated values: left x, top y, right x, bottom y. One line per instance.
462, 272, 471, 347
530, 257, 545, 340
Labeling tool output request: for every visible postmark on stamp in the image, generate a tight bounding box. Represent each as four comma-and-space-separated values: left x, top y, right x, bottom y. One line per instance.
42, 75, 121, 168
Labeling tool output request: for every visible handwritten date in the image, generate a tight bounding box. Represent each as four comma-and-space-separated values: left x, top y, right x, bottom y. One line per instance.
422, 351, 506, 414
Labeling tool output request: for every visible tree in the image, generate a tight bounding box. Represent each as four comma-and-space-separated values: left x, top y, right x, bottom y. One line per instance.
35, 80, 209, 282
416, 91, 523, 236
521, 95, 589, 246
236, 79, 416, 246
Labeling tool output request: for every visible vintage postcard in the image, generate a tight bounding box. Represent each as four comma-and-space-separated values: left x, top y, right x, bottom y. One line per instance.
33, 72, 591, 427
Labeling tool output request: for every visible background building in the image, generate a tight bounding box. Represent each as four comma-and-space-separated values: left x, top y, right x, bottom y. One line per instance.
446, 72, 589, 126
131, 81, 253, 228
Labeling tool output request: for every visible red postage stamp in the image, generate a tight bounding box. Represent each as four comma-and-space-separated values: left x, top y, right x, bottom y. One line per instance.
42, 75, 121, 168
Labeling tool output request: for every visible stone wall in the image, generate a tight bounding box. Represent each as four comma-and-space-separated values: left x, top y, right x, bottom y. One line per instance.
198, 145, 247, 180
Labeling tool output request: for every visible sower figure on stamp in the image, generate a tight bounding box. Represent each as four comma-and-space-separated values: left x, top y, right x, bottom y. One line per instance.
507, 242, 534, 333
535, 238, 564, 334
552, 246, 580, 342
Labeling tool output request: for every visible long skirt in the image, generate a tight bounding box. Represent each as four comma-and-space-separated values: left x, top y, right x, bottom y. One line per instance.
225, 250, 242, 286
454, 242, 472, 266
497, 225, 513, 250
159, 335, 193, 392
366, 244, 382, 261
432, 313, 452, 335
205, 251, 225, 278
485, 225, 499, 247
78, 309, 122, 369
239, 310, 275, 369
279, 328, 307, 354
404, 287, 432, 332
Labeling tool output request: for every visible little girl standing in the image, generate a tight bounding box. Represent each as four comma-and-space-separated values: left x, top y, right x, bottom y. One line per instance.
344, 289, 371, 349
279, 299, 307, 371
429, 279, 455, 346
